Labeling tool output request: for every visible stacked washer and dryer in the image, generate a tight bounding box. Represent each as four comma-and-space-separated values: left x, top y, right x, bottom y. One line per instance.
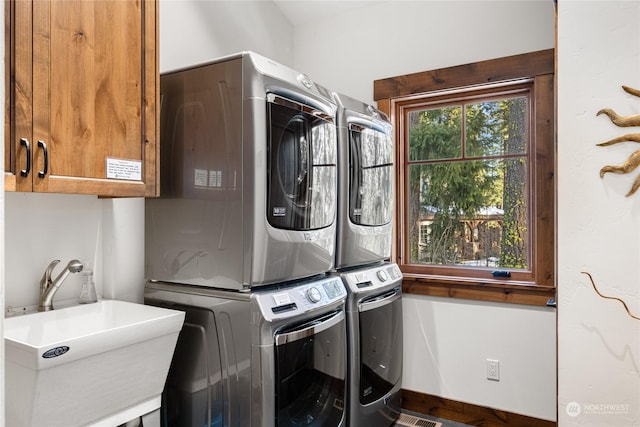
144, 52, 401, 427
332, 93, 403, 427
145, 52, 347, 427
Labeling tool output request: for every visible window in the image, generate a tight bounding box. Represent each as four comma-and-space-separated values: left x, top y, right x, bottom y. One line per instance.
406, 88, 530, 270
373, 50, 555, 305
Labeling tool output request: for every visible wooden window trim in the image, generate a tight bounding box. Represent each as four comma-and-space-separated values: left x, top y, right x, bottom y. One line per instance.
374, 50, 555, 306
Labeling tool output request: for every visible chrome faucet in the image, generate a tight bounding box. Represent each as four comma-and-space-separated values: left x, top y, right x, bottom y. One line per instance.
39, 259, 84, 312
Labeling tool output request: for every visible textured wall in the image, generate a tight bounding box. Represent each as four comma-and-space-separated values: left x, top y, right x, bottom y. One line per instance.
558, 2, 640, 426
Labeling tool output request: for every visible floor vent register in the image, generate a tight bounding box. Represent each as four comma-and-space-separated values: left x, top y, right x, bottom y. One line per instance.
395, 413, 443, 427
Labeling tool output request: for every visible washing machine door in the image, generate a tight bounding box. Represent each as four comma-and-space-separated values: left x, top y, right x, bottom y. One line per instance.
358, 287, 403, 405
349, 122, 393, 226
274, 310, 346, 427
267, 94, 337, 231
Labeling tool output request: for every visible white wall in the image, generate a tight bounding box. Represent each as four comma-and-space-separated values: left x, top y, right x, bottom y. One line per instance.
558, 2, 640, 426
4, 194, 148, 310
293, 0, 555, 105
403, 296, 556, 418
159, 0, 293, 72
4, 193, 104, 309
292, 0, 557, 421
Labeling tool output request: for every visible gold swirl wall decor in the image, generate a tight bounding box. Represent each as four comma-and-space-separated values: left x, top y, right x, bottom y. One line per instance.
596, 85, 640, 196
582, 271, 640, 321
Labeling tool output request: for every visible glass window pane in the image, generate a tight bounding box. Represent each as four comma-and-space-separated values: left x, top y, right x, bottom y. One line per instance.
408, 106, 462, 161
407, 158, 528, 269
465, 97, 528, 157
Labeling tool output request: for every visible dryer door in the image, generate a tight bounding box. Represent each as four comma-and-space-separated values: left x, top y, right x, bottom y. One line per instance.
267, 94, 337, 231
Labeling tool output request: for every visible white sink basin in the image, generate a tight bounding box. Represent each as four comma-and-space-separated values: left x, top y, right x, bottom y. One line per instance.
5, 299, 185, 427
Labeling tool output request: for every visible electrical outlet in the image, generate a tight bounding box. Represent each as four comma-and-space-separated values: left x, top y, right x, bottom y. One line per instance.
486, 359, 500, 381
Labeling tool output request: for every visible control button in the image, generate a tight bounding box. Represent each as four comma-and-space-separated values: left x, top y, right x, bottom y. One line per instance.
298, 73, 313, 89
307, 287, 322, 303
377, 270, 388, 282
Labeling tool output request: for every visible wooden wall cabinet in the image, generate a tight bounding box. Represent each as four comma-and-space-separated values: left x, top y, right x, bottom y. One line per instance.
4, 0, 159, 197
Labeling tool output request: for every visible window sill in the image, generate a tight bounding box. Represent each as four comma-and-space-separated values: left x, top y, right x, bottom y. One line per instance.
401, 274, 556, 307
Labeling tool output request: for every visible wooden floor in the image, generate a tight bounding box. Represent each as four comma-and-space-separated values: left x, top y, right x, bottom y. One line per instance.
400, 389, 557, 427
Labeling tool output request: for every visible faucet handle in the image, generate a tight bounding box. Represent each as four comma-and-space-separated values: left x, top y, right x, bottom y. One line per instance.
40, 259, 61, 291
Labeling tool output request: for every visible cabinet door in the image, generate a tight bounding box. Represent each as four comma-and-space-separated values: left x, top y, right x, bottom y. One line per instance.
5, 0, 33, 192
7, 0, 159, 197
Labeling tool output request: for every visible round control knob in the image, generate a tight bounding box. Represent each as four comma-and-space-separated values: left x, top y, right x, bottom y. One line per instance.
307, 287, 322, 303
377, 270, 388, 282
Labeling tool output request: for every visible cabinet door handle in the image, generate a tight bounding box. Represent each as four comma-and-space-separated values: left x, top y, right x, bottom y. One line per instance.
20, 138, 31, 177
37, 140, 49, 178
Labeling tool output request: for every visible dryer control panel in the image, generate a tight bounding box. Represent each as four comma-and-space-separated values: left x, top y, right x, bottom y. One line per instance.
254, 276, 347, 321
340, 263, 402, 294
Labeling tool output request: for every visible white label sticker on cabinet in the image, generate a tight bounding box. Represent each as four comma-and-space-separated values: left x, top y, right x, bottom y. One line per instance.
209, 170, 222, 187
194, 169, 208, 187
106, 158, 142, 181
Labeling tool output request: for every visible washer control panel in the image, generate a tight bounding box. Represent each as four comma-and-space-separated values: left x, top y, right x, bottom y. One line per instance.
255, 276, 347, 321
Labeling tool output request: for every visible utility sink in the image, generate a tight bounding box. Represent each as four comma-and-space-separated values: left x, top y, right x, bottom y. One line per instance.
4, 300, 185, 427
